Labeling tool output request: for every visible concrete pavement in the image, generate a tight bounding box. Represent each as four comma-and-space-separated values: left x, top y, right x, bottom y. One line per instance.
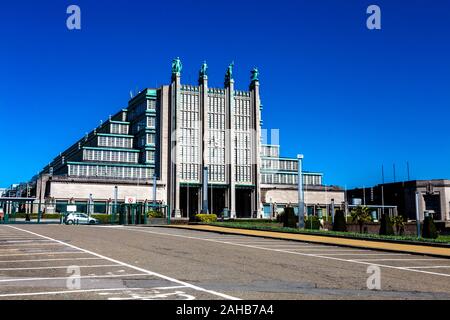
0, 224, 449, 300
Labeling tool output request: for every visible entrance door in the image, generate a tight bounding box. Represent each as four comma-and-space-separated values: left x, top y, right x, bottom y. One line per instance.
236, 189, 252, 218
180, 186, 199, 219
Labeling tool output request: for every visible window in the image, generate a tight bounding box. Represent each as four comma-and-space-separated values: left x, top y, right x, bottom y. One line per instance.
147, 116, 156, 128
147, 133, 155, 145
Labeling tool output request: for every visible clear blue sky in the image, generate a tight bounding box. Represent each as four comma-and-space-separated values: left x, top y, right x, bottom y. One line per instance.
0, 0, 449, 189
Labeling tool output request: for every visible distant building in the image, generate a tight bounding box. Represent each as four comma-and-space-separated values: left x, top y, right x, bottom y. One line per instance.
260, 144, 344, 217
28, 58, 342, 219
347, 180, 450, 222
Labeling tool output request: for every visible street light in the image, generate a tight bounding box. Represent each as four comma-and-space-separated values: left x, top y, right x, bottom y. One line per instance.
415, 191, 421, 238
297, 154, 305, 229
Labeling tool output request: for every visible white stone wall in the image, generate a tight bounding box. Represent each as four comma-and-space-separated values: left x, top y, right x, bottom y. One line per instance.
262, 187, 344, 205
49, 182, 167, 203
445, 186, 450, 221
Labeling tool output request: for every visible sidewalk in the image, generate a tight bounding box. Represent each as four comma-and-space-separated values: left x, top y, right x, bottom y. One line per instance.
163, 224, 450, 258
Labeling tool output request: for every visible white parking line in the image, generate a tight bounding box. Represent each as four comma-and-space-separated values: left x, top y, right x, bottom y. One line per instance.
0, 264, 121, 271
404, 266, 450, 269
0, 243, 64, 247
0, 285, 188, 298
0, 257, 105, 263
0, 240, 54, 243
0, 251, 86, 257
6, 226, 240, 300
0, 273, 148, 283
113, 226, 450, 278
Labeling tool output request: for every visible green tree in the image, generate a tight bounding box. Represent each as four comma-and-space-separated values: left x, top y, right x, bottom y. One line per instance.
379, 213, 395, 235
392, 215, 406, 236
350, 205, 372, 233
332, 209, 347, 232
283, 206, 297, 228
422, 215, 438, 239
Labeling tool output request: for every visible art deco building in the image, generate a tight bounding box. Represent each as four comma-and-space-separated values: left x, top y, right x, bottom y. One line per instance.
32, 59, 343, 219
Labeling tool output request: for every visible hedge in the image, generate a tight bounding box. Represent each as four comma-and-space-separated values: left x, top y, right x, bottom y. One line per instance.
304, 216, 321, 230
332, 210, 347, 232
195, 214, 217, 223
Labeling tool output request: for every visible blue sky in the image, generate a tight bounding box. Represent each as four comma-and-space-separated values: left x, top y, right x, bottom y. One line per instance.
0, 0, 449, 189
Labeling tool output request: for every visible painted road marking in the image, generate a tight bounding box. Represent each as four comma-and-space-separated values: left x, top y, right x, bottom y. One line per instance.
0, 287, 148, 298
0, 240, 54, 243
0, 285, 196, 299
404, 266, 450, 269
0, 243, 64, 247
0, 264, 121, 271
0, 273, 148, 283
0, 257, 106, 263
0, 251, 86, 257
112, 226, 450, 278
5, 226, 240, 300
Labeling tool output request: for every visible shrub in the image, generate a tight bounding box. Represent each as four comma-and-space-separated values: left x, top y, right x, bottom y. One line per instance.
422, 215, 438, 239
91, 214, 112, 224
283, 207, 297, 228
332, 209, 347, 232
195, 214, 217, 223
379, 213, 395, 236
147, 210, 163, 218
14, 213, 62, 219
305, 216, 321, 230
276, 212, 284, 223
350, 206, 372, 233
392, 215, 406, 236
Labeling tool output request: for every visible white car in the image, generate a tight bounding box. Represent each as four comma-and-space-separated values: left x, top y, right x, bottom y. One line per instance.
65, 213, 98, 225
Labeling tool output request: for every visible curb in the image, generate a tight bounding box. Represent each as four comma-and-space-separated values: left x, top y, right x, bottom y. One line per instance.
150, 224, 450, 259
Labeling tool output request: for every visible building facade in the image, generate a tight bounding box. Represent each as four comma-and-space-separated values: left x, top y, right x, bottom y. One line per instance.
347, 180, 450, 222
31, 58, 342, 219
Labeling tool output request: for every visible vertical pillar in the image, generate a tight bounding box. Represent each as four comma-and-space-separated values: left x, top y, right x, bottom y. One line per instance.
152, 175, 157, 207
250, 71, 262, 218
297, 154, 305, 229
225, 75, 236, 218
170, 59, 182, 218
199, 65, 209, 214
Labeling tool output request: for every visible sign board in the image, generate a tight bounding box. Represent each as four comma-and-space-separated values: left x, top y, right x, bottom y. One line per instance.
125, 196, 137, 204
67, 205, 77, 212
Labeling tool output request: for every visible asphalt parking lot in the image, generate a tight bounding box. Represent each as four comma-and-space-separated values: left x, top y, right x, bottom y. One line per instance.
0, 224, 449, 300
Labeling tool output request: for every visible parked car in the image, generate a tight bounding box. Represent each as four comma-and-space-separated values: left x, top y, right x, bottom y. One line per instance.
64, 213, 98, 225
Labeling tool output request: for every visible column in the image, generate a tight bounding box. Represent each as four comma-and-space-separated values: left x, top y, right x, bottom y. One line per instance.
199, 67, 209, 213
225, 75, 236, 218
250, 71, 262, 218
170, 61, 182, 218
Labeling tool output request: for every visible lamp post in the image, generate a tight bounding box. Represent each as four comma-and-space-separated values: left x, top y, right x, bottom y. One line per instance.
415, 191, 421, 238
297, 154, 305, 229
88, 193, 93, 220
201, 166, 209, 214
152, 175, 157, 209
113, 186, 118, 223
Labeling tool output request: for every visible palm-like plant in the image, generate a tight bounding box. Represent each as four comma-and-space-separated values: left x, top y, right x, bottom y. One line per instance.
350, 205, 372, 233
392, 215, 406, 236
